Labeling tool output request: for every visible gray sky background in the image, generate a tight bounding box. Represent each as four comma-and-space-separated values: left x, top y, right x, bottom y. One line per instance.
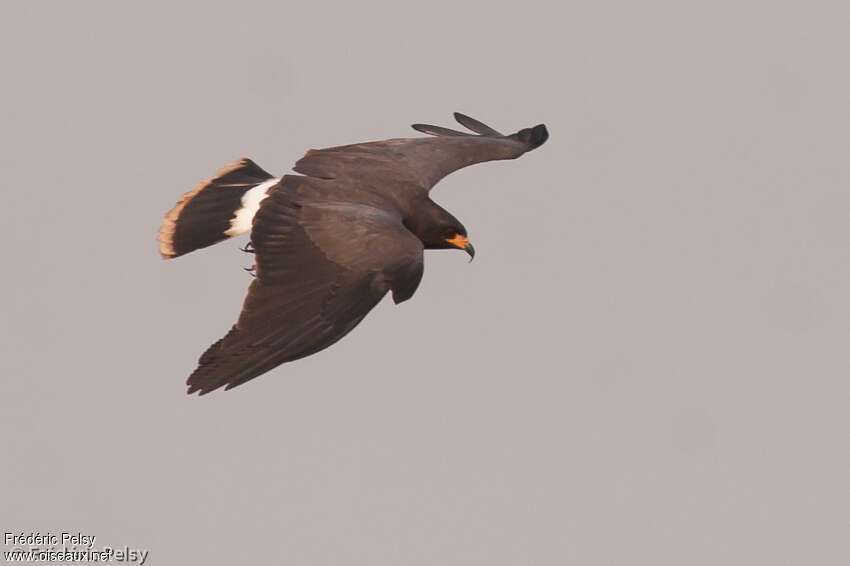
2, 1, 849, 564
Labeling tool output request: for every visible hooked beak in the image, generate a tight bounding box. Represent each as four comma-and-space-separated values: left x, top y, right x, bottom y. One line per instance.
464, 242, 475, 262
444, 234, 476, 262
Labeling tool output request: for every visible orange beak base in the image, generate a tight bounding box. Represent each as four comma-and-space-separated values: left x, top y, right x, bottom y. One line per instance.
444, 234, 475, 261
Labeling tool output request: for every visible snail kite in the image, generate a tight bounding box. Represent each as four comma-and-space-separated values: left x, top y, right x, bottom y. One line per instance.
158, 112, 549, 394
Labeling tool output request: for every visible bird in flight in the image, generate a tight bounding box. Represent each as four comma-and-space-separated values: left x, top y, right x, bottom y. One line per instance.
159, 112, 549, 394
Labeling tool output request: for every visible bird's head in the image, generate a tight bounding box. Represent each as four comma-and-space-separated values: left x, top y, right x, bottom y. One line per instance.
405, 203, 475, 261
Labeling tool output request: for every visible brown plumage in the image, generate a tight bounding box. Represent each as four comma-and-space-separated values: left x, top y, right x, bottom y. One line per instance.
158, 112, 549, 394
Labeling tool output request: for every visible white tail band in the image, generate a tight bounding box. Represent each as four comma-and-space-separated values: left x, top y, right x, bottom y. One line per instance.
226, 178, 280, 236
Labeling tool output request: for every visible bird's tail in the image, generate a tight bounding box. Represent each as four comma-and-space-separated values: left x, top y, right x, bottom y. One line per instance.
157, 158, 279, 259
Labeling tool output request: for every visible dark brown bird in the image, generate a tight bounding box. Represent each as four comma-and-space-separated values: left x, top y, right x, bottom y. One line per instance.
158, 112, 548, 394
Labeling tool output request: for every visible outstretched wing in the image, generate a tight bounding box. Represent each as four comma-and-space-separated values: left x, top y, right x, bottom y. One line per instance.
292, 112, 548, 192
186, 176, 424, 395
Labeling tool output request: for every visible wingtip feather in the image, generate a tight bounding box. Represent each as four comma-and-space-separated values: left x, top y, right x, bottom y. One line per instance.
453, 112, 503, 136
411, 123, 472, 137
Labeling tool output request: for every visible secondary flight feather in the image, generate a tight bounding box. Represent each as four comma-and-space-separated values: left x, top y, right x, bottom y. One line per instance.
158, 112, 549, 394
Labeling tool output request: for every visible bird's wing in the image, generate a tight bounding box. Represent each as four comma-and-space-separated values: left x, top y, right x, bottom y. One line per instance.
186, 177, 424, 395
293, 112, 548, 192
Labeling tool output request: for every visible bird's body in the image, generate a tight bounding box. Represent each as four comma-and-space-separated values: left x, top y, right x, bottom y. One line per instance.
159, 113, 548, 394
